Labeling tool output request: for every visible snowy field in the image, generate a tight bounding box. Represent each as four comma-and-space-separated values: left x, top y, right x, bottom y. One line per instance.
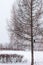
0, 63, 30, 65
0, 50, 43, 65
0, 62, 43, 65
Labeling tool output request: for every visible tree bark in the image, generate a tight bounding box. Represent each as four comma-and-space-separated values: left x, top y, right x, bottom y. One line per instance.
31, 0, 34, 65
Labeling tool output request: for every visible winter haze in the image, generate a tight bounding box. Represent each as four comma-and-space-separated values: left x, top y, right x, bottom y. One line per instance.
0, 0, 17, 44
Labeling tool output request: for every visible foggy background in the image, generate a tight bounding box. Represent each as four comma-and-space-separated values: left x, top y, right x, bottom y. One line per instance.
0, 0, 17, 44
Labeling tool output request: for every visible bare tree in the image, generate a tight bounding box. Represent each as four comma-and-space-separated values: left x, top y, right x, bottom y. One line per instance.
8, 0, 43, 65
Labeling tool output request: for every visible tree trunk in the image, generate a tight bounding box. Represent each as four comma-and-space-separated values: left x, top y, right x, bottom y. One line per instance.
31, 0, 34, 65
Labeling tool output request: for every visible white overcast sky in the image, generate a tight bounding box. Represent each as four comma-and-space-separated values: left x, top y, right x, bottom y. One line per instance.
0, 0, 17, 44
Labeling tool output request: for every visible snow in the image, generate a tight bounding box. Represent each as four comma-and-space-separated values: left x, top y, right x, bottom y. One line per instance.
0, 62, 43, 65
34, 51, 43, 62
0, 63, 30, 65
0, 50, 31, 62
0, 50, 43, 65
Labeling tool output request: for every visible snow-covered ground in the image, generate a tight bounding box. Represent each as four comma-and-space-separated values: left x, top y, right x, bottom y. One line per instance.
0, 50, 31, 62
0, 50, 43, 65
0, 62, 43, 65
0, 63, 30, 65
